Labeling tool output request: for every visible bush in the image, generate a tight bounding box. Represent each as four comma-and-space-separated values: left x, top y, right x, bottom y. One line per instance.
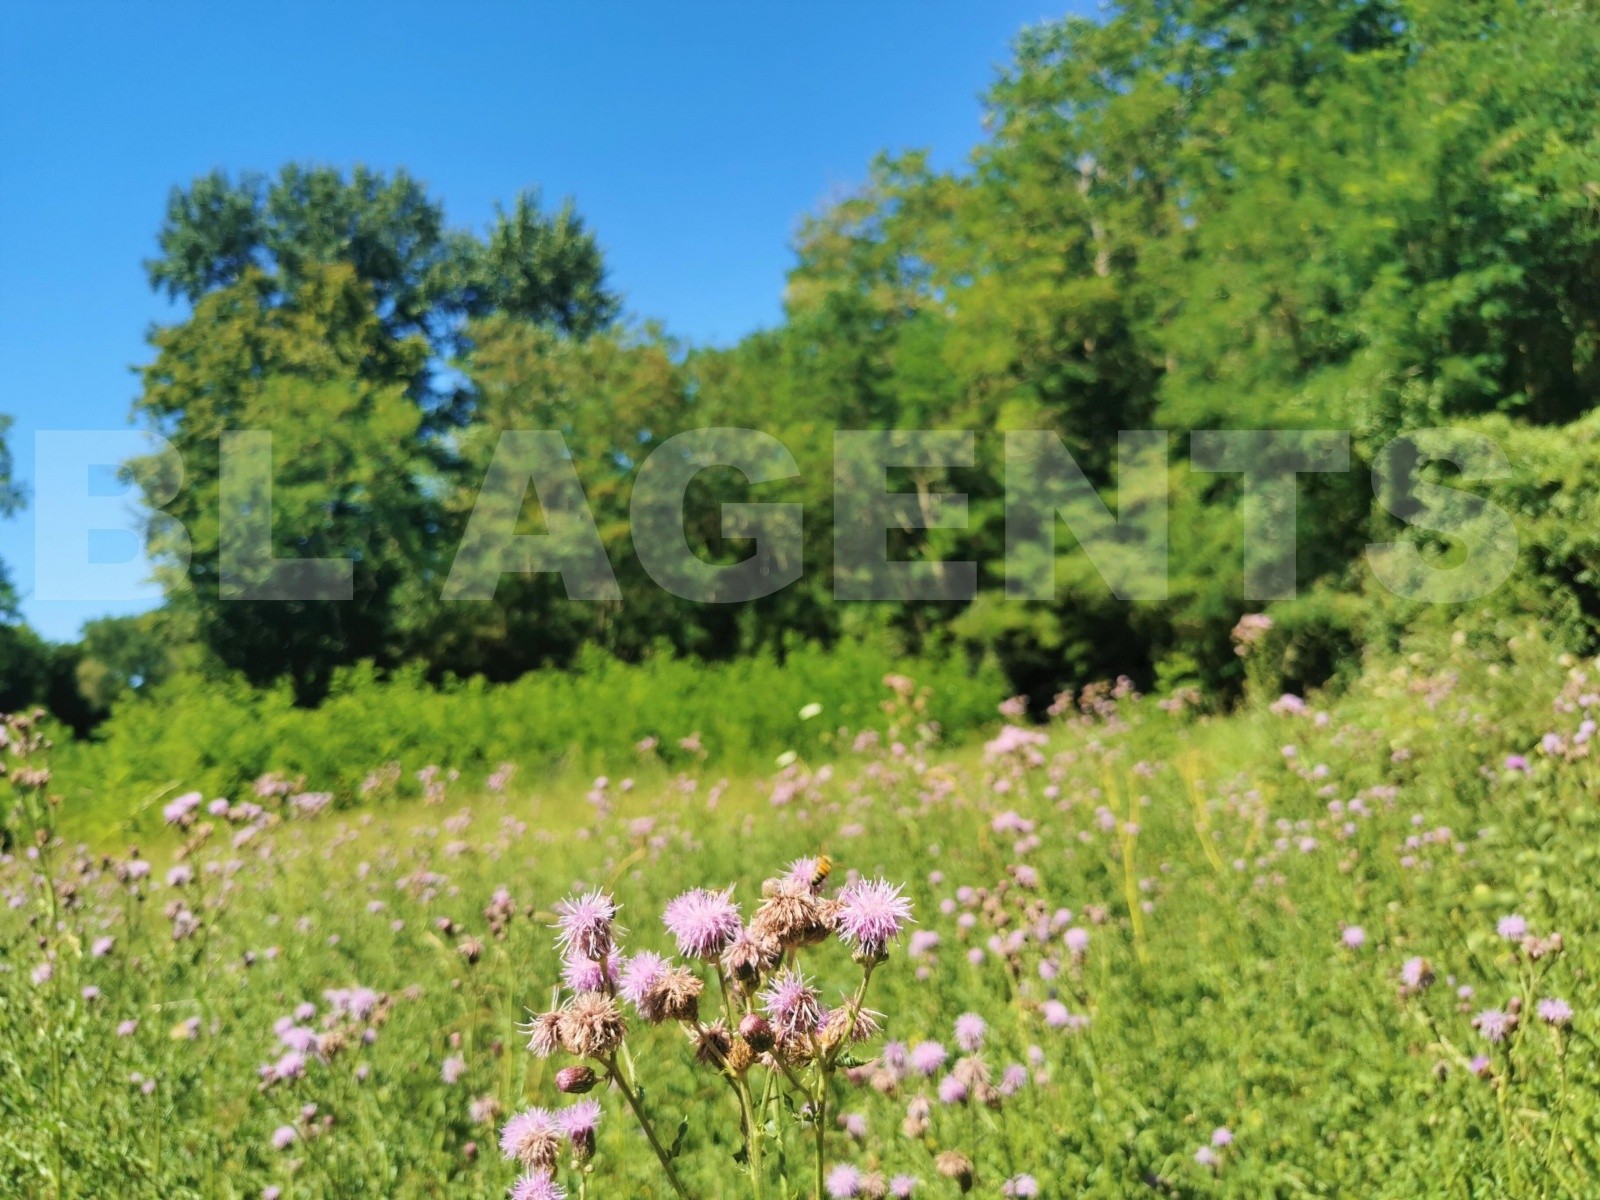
50, 638, 1006, 838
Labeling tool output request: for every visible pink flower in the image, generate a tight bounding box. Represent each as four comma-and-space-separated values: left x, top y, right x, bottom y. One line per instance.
662, 888, 742, 960
835, 879, 913, 959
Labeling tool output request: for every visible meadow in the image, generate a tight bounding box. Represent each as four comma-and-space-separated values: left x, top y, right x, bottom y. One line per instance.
3, 615, 1596, 1200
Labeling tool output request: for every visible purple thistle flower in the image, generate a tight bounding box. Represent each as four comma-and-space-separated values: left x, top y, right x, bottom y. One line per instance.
1195, 1146, 1220, 1168
1473, 1009, 1516, 1043
1341, 925, 1366, 949
825, 1164, 864, 1198
890, 1177, 919, 1198
1211, 1127, 1234, 1147
558, 1098, 602, 1143
562, 952, 617, 994
953, 1012, 986, 1053
835, 878, 914, 959
936, 1073, 968, 1105
1496, 914, 1527, 940
509, 1174, 567, 1200
908, 1040, 948, 1076
1002, 1176, 1040, 1198
270, 1126, 297, 1151
1537, 997, 1574, 1027
618, 951, 671, 1011
1000, 1063, 1029, 1095
760, 969, 823, 1041
553, 890, 619, 962
441, 1055, 467, 1085
662, 887, 742, 960
500, 1108, 562, 1166
1063, 927, 1090, 957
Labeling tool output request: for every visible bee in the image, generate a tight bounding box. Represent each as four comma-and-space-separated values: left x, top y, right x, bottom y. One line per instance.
809, 854, 833, 890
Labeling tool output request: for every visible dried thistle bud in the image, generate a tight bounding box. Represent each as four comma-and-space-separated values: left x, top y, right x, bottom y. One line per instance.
723, 926, 782, 986
694, 1022, 733, 1067
725, 1038, 756, 1074
457, 937, 484, 964
558, 994, 627, 1058
739, 1012, 775, 1053
935, 1151, 975, 1192
642, 969, 703, 1024
524, 1011, 563, 1058
556, 1066, 596, 1094
860, 1172, 889, 1200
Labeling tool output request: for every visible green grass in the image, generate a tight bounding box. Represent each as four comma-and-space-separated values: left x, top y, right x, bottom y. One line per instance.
3, 620, 1598, 1198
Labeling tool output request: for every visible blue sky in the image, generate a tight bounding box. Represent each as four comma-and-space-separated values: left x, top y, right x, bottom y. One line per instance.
0, 1, 1079, 641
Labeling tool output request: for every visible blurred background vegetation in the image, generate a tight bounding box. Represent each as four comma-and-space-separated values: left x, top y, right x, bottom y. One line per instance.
5, 0, 1600, 805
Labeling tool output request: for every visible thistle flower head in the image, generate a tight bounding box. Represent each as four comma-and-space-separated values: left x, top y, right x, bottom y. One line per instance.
523, 1010, 564, 1058
760, 968, 823, 1041
618, 951, 671, 1012
557, 993, 627, 1058
662, 887, 742, 960
500, 1107, 563, 1170
835, 878, 913, 960
559, 1098, 602, 1158
826, 1164, 864, 1198
509, 1173, 566, 1200
553, 890, 620, 962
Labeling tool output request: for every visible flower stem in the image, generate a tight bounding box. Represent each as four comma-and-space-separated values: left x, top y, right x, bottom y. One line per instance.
604, 1057, 693, 1200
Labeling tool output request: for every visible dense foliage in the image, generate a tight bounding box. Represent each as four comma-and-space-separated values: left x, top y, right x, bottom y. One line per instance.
1, 0, 1591, 730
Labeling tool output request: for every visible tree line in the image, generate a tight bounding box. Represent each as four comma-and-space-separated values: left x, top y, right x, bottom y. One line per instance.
6, 0, 1600, 728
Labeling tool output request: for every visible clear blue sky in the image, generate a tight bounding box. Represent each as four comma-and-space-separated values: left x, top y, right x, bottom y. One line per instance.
0, 1, 1080, 642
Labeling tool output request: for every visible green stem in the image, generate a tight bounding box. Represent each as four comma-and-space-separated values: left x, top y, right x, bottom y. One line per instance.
604, 1057, 693, 1200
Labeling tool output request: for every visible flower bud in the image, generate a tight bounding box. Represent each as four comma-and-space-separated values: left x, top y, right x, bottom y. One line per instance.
936, 1151, 975, 1192
556, 1066, 597, 1094
739, 1012, 776, 1054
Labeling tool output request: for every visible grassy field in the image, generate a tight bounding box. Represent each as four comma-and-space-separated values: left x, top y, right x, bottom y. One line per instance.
3, 622, 1598, 1199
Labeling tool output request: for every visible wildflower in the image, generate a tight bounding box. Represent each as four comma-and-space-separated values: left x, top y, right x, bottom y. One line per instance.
937, 1074, 968, 1105
556, 994, 627, 1058
1212, 1127, 1234, 1147
760, 968, 823, 1042
826, 1164, 865, 1198
1399, 957, 1434, 996
999, 1063, 1029, 1095
555, 1066, 596, 1094
890, 1177, 919, 1198
509, 1174, 566, 1200
271, 1126, 297, 1151
740, 1012, 776, 1053
524, 1011, 564, 1058
638, 967, 703, 1024
1497, 914, 1528, 941
553, 890, 619, 962
752, 879, 838, 949
1537, 998, 1574, 1027
953, 1012, 986, 1053
1195, 1146, 1220, 1168
91, 936, 115, 958
441, 1055, 467, 1085
561, 952, 616, 995
1473, 1009, 1517, 1043
838, 1111, 868, 1140
559, 1099, 601, 1158
1341, 926, 1366, 949
835, 878, 914, 960
163, 792, 203, 827
934, 1151, 975, 1193
908, 1040, 947, 1075
1002, 1177, 1039, 1198
500, 1108, 563, 1170
663, 887, 742, 960
723, 925, 783, 984
1062, 927, 1090, 958
116, 1020, 138, 1037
